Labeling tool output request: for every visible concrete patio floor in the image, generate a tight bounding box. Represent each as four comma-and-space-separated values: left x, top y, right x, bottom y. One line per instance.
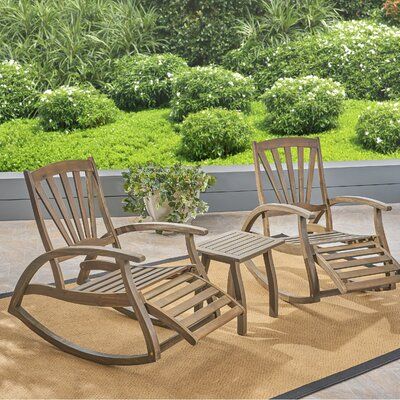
1, 204, 400, 398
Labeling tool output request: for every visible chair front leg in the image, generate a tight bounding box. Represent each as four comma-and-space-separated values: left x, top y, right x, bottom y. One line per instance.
185, 233, 208, 279
374, 208, 390, 251
119, 259, 161, 362
298, 216, 321, 300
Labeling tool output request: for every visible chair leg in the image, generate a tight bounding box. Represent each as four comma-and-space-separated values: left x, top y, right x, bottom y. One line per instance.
195, 255, 220, 317
229, 261, 247, 335
202, 254, 211, 274
263, 252, 278, 318
194, 255, 211, 312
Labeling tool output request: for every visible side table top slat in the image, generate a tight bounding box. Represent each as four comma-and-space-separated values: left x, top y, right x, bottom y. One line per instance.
198, 230, 283, 263
202, 232, 248, 251
219, 236, 272, 255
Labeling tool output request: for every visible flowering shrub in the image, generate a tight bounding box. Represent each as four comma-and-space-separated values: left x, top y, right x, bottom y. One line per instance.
38, 86, 118, 131
384, 0, 400, 23
109, 54, 188, 111
225, 21, 400, 101
356, 102, 400, 153
263, 76, 346, 135
170, 66, 255, 122
0, 60, 38, 124
180, 108, 251, 160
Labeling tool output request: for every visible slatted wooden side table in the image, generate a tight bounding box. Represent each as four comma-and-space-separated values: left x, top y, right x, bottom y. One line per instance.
197, 230, 283, 335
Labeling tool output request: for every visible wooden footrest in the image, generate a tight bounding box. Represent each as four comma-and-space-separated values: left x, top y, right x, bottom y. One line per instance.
144, 272, 244, 345
191, 306, 243, 341
315, 240, 400, 294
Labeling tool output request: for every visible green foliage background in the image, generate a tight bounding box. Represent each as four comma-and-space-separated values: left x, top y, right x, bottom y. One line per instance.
3, 100, 400, 172
143, 0, 262, 65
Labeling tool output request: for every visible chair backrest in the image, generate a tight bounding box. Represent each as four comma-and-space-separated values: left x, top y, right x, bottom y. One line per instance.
253, 137, 332, 229
25, 157, 119, 255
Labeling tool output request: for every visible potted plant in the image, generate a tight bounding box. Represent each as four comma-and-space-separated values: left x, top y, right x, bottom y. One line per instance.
122, 163, 216, 223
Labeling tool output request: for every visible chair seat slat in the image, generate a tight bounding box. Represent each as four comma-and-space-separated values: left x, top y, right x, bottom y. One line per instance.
153, 280, 207, 308
144, 273, 194, 300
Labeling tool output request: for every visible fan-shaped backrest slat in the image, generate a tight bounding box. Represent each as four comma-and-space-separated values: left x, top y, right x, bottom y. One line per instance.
305, 147, 317, 204
59, 172, 85, 241
253, 138, 329, 210
271, 148, 290, 203
297, 146, 305, 203
72, 170, 91, 238
284, 147, 296, 203
258, 150, 285, 203
25, 158, 118, 251
85, 171, 97, 238
35, 181, 75, 246
46, 175, 80, 243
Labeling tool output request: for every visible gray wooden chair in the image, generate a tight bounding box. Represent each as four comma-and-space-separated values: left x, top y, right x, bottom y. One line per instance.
243, 137, 400, 305
8, 158, 244, 365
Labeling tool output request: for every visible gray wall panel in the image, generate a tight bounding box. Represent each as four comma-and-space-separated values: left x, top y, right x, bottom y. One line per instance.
1, 160, 399, 220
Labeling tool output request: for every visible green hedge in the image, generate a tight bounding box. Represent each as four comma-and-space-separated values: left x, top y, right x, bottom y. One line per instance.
180, 108, 251, 160
170, 66, 255, 122
223, 21, 400, 101
263, 76, 346, 135
144, 0, 261, 65
38, 86, 118, 131
3, 100, 400, 173
356, 102, 400, 153
0, 60, 38, 123
333, 0, 382, 19
109, 54, 188, 111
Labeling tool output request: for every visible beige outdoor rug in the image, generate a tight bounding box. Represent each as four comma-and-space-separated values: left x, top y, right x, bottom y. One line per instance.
1, 251, 400, 399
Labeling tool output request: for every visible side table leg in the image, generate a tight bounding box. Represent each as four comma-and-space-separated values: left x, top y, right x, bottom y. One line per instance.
229, 261, 247, 335
263, 252, 278, 318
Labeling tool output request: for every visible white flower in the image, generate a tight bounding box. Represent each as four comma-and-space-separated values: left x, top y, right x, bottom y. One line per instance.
376, 137, 382, 144
365, 131, 369, 136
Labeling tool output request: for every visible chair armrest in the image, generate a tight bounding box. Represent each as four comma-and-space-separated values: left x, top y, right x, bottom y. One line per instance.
242, 203, 317, 232
39, 245, 146, 264
114, 222, 208, 236
329, 196, 392, 211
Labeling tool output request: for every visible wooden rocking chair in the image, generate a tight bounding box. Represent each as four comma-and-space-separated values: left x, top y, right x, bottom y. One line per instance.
8, 158, 244, 365
243, 137, 400, 304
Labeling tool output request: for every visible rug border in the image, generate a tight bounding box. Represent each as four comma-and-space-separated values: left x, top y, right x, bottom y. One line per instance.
2, 254, 399, 399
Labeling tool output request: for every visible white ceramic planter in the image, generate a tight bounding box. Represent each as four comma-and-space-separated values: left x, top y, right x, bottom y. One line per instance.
144, 192, 171, 222
144, 191, 199, 223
